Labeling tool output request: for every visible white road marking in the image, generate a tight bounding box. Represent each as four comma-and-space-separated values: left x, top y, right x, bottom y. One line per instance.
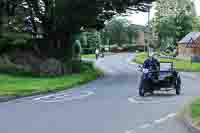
139, 123, 152, 129
128, 97, 139, 104
33, 94, 55, 101
33, 91, 94, 103
154, 117, 168, 124
154, 113, 176, 124
125, 129, 136, 133
125, 113, 176, 133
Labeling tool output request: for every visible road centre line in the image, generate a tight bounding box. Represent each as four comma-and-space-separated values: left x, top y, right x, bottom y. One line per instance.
125, 113, 176, 133
138, 123, 152, 129
128, 97, 139, 104
125, 129, 137, 133
154, 113, 176, 124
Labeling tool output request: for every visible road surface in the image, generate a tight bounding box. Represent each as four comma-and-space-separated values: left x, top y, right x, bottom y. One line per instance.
0, 53, 199, 133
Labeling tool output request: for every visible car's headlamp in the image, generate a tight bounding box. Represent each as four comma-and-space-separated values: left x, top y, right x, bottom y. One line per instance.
142, 68, 149, 74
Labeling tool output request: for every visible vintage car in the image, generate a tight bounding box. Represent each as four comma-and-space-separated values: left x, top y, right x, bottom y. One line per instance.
138, 61, 181, 96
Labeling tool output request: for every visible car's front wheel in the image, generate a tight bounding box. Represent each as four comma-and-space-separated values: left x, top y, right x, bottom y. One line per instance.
139, 87, 145, 97
175, 76, 181, 95
139, 81, 145, 97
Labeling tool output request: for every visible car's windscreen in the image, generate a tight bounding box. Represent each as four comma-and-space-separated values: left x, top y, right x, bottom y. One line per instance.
160, 63, 172, 71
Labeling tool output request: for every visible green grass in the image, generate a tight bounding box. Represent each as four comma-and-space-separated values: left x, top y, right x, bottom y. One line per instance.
134, 52, 200, 72
191, 99, 200, 119
81, 54, 96, 59
189, 98, 200, 126
0, 67, 103, 97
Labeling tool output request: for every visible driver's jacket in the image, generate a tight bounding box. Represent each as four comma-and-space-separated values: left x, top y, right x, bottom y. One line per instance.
143, 58, 160, 70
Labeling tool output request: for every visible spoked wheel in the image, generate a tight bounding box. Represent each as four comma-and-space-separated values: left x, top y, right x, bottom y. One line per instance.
139, 87, 145, 97
139, 81, 145, 97
175, 76, 181, 95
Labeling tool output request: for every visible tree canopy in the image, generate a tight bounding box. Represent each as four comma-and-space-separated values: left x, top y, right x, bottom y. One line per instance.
0, 0, 155, 34
0, 0, 155, 74
0, 0, 155, 53
153, 0, 192, 50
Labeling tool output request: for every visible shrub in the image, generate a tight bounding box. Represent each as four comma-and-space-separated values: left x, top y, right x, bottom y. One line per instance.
80, 31, 102, 54
0, 32, 32, 54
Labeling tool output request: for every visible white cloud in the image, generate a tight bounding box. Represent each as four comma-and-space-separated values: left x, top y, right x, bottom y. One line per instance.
125, 3, 156, 26
126, 12, 149, 26
193, 0, 200, 16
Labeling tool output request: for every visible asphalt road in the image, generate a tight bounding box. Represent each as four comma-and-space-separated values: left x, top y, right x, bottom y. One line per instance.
0, 53, 199, 133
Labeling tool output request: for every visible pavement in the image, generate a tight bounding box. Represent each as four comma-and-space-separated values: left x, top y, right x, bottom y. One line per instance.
181, 72, 200, 80
0, 53, 200, 133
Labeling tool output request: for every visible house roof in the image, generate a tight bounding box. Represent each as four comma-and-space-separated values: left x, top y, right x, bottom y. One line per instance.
178, 32, 200, 44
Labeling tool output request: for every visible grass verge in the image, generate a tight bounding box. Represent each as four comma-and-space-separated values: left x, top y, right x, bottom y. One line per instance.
81, 54, 96, 59
134, 52, 200, 72
188, 98, 200, 126
0, 63, 103, 97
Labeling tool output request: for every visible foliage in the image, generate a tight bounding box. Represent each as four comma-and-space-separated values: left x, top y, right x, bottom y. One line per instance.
104, 17, 129, 46
0, 0, 155, 74
102, 17, 146, 48
0, 32, 32, 53
190, 98, 200, 122
153, 0, 192, 50
80, 31, 101, 54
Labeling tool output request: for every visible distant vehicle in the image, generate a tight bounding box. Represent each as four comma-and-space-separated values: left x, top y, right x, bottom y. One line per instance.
138, 61, 181, 96
23, 16, 33, 33
105, 47, 109, 52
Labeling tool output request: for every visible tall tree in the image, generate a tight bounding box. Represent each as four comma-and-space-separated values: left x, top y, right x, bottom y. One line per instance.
105, 17, 129, 46
153, 0, 192, 49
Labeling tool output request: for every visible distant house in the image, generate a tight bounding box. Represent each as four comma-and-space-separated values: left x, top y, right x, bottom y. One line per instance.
177, 32, 200, 57
135, 30, 154, 52
136, 31, 145, 46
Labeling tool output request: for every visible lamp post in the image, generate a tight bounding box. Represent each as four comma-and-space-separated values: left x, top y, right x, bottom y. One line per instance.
138, 3, 152, 55
146, 4, 152, 56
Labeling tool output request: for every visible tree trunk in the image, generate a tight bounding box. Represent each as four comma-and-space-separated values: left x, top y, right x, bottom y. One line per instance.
0, 0, 5, 37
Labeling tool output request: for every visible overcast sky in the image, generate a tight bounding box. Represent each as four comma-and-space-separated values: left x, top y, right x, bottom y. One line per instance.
126, 0, 200, 26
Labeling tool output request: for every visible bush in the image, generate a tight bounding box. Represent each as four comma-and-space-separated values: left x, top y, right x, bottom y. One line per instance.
80, 61, 94, 72
0, 32, 32, 54
80, 31, 101, 54
0, 64, 34, 77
